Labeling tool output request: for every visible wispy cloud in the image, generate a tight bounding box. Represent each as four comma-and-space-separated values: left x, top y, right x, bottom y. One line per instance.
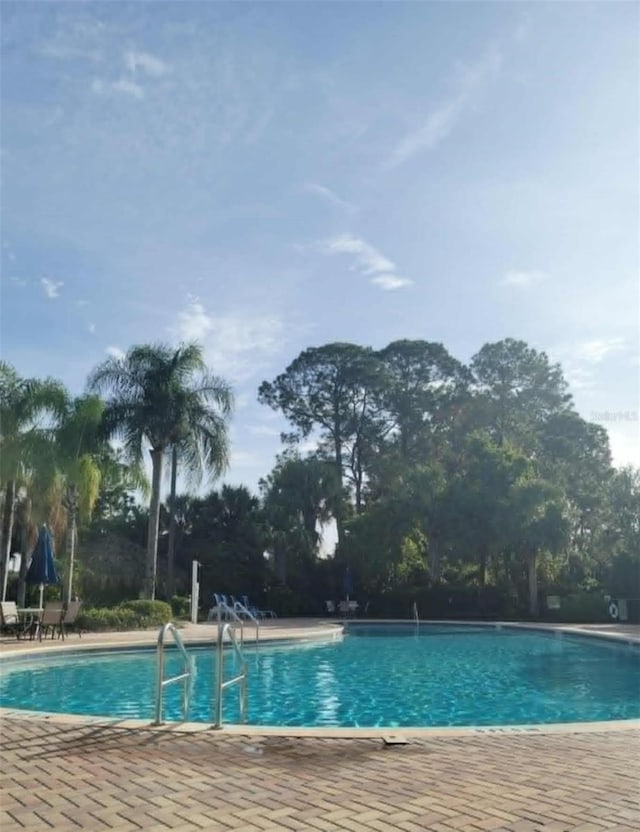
41, 278, 63, 299
112, 78, 145, 99
578, 337, 626, 364
563, 366, 596, 392
90, 49, 168, 102
390, 96, 466, 166
371, 274, 412, 290
247, 425, 281, 437
171, 298, 288, 382
37, 18, 107, 64
92, 78, 145, 100
175, 298, 213, 341
106, 345, 125, 360
87, 322, 96, 334
320, 234, 412, 291
124, 50, 170, 77
389, 47, 503, 167
298, 438, 321, 455
3, 243, 17, 262
325, 234, 395, 274
229, 449, 260, 468
551, 337, 629, 394
501, 269, 550, 288
302, 183, 354, 213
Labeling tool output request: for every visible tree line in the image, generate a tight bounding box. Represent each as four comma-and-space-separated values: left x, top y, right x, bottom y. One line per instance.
258, 339, 638, 616
1, 338, 638, 619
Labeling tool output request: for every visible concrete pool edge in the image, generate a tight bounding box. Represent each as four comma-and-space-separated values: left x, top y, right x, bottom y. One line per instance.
1, 618, 638, 738
0, 622, 344, 658
1, 706, 639, 739
1, 618, 638, 659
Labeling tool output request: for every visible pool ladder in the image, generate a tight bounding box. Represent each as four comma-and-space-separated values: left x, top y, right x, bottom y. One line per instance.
153, 622, 194, 725
153, 620, 248, 727
214, 622, 248, 728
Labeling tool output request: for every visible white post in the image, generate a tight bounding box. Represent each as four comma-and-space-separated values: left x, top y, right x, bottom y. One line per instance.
191, 560, 200, 624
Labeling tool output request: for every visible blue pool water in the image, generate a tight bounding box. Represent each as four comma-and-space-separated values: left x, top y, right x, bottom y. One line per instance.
1, 625, 638, 727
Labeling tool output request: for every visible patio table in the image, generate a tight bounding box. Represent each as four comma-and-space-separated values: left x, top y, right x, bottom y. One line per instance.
17, 607, 43, 640
338, 600, 359, 617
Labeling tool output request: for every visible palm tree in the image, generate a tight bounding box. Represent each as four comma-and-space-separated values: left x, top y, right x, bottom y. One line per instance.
54, 396, 108, 602
161, 369, 232, 597
0, 362, 67, 601
88, 343, 232, 600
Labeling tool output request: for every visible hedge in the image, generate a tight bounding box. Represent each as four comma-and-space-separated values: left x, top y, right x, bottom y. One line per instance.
77, 600, 173, 632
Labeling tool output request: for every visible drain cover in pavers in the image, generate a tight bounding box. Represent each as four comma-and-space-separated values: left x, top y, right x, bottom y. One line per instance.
382, 734, 409, 745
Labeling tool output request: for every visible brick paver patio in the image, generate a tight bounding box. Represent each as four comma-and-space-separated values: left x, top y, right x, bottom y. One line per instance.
1, 622, 639, 831
1, 717, 638, 831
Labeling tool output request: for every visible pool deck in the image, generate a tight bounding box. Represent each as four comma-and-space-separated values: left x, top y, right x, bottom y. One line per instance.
1, 619, 639, 831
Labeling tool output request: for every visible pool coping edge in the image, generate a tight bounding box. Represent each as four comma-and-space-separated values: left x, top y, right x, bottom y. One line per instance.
2, 619, 638, 738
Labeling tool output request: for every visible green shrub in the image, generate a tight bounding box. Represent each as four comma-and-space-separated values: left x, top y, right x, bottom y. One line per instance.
119, 600, 172, 627
170, 595, 191, 618
77, 607, 138, 631
547, 592, 609, 623
77, 600, 173, 632
373, 584, 518, 620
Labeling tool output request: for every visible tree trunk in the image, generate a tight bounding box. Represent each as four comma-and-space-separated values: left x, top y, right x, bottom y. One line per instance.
276, 546, 287, 585
143, 448, 164, 600
334, 436, 345, 545
17, 497, 32, 608
64, 483, 79, 603
0, 486, 5, 594
527, 552, 539, 617
354, 456, 364, 515
428, 535, 441, 583
66, 510, 77, 603
167, 446, 178, 599
1, 481, 16, 602
479, 545, 489, 587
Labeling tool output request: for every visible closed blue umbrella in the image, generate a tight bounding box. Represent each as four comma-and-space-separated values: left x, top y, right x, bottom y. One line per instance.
26, 525, 59, 608
343, 567, 353, 602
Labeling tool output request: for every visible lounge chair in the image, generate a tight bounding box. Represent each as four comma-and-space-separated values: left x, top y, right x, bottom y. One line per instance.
0, 602, 22, 637
231, 596, 259, 620
38, 602, 64, 641
242, 595, 277, 619
60, 600, 82, 638
208, 593, 233, 621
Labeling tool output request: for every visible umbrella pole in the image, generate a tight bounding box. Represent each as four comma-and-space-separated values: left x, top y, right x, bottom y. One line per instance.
39, 583, 44, 610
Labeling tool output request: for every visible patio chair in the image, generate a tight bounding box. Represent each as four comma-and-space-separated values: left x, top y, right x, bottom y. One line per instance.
0, 601, 22, 637
208, 593, 233, 621
60, 600, 82, 638
232, 595, 257, 619
242, 595, 277, 619
38, 602, 64, 641
230, 596, 250, 618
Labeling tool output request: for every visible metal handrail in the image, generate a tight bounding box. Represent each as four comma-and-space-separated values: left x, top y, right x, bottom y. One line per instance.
214, 622, 248, 728
153, 622, 194, 725
233, 601, 260, 643
210, 598, 245, 645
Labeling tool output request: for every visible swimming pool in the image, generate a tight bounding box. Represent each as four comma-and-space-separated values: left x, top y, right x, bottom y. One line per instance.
1, 625, 639, 728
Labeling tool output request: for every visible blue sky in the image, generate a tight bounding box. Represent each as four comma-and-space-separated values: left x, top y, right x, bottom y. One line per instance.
2, 1, 638, 498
